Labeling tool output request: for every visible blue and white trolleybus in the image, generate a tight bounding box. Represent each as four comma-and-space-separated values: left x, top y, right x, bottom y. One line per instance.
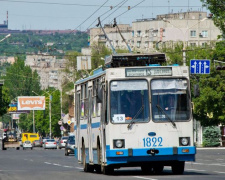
74, 53, 196, 175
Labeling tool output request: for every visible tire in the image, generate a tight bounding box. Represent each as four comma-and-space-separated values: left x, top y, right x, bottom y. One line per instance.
65, 149, 69, 156
16, 147, 20, 150
102, 166, 114, 175
153, 164, 164, 174
23, 147, 25, 150
95, 143, 102, 174
172, 161, 185, 175
82, 144, 94, 172
141, 165, 153, 174
31, 147, 33, 150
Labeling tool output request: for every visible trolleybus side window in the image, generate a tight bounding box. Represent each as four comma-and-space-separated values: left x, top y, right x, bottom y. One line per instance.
81, 83, 88, 119
110, 80, 149, 124
151, 79, 191, 122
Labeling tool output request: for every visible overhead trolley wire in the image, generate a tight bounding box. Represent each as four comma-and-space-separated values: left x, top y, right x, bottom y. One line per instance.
0, 0, 210, 8
71, 0, 110, 34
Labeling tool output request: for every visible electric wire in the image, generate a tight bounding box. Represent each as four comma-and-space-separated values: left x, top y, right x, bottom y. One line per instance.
0, 0, 207, 8
71, 0, 110, 34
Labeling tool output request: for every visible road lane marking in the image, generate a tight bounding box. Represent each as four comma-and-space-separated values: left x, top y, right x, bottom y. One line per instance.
76, 167, 83, 170
63, 166, 74, 168
133, 176, 157, 180
186, 169, 206, 172
186, 162, 225, 167
53, 163, 61, 166
44, 162, 52, 165
214, 171, 225, 174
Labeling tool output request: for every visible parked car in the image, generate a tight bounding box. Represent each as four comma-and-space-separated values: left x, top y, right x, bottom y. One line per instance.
23, 140, 33, 150
32, 139, 42, 147
65, 135, 75, 156
43, 139, 57, 149
58, 136, 69, 149
42, 137, 49, 147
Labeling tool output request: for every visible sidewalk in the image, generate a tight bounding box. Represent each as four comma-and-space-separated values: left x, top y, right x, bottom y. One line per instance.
197, 147, 225, 150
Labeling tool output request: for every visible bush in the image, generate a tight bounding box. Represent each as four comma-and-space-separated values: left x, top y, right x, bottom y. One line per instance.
203, 126, 221, 147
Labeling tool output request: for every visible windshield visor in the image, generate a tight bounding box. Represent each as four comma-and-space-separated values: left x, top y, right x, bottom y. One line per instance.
151, 79, 191, 121
110, 80, 150, 124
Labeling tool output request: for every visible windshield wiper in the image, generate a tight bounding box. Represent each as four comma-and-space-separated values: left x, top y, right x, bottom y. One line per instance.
127, 105, 144, 129
156, 104, 176, 128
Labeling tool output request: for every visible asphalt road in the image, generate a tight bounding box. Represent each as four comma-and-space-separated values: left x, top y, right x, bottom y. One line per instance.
0, 145, 225, 180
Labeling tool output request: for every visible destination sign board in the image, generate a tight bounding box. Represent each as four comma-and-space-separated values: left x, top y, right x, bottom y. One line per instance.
126, 67, 172, 77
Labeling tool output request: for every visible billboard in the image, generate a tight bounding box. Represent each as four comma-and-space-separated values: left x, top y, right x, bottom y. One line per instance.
77, 56, 91, 70
18, 96, 45, 110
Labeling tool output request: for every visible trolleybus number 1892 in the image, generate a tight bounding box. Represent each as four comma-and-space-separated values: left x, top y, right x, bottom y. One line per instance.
143, 137, 163, 147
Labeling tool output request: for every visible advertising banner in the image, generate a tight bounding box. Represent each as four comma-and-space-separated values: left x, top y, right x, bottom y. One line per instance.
18, 96, 45, 110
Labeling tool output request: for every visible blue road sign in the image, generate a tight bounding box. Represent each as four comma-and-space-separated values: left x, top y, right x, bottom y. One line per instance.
190, 59, 210, 74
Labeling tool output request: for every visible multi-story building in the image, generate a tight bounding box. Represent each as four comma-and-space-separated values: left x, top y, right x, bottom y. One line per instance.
90, 24, 132, 52
90, 11, 222, 53
25, 54, 66, 90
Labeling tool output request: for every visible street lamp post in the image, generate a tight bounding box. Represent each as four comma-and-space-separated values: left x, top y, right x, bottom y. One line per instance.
49, 94, 52, 139
44, 91, 52, 139
163, 18, 207, 66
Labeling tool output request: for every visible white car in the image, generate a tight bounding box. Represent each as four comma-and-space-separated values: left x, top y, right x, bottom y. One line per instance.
23, 140, 33, 150
43, 139, 57, 149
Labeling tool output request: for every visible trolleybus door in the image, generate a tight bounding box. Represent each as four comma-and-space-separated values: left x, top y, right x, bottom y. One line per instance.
88, 89, 93, 163
100, 84, 106, 164
76, 92, 82, 163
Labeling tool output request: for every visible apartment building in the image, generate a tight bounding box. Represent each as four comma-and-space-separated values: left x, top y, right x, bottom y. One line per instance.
90, 24, 132, 52
25, 54, 66, 90
90, 11, 222, 53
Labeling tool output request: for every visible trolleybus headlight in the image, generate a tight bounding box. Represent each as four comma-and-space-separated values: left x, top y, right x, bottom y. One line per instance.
179, 137, 190, 146
113, 139, 125, 148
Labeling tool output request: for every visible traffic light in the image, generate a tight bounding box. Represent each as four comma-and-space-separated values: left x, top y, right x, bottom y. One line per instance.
216, 66, 225, 70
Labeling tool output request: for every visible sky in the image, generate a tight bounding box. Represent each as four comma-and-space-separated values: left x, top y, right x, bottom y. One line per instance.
0, 0, 209, 31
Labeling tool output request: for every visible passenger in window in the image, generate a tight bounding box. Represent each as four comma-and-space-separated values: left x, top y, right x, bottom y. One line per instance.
165, 95, 175, 111
125, 91, 142, 118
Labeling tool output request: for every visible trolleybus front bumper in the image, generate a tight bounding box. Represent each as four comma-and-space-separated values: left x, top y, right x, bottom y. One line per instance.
105, 145, 196, 165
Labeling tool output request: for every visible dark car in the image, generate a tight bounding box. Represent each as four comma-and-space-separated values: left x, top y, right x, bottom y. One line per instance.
65, 135, 75, 156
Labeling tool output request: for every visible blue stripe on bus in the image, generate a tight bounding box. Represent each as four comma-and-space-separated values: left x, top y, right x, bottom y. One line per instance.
74, 122, 100, 130
105, 145, 196, 165
75, 146, 195, 165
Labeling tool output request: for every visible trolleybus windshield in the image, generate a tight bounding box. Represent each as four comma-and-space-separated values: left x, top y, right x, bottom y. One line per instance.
151, 78, 191, 122
110, 80, 149, 124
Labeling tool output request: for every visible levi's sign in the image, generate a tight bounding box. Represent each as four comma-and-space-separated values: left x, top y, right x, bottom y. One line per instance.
18, 96, 46, 110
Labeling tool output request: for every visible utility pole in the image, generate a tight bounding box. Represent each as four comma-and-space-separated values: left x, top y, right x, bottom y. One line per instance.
33, 110, 35, 133
49, 94, 52, 139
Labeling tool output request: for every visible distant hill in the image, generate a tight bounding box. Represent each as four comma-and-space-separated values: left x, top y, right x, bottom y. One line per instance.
0, 31, 89, 57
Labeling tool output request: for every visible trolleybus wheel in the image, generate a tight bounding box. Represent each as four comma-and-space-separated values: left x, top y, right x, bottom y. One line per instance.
141, 165, 153, 174
102, 165, 114, 175
153, 164, 164, 174
95, 142, 102, 173
172, 161, 185, 174
82, 144, 94, 172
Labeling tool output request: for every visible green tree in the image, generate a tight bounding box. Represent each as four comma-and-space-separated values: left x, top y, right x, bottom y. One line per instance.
192, 69, 225, 126
3, 56, 41, 100
0, 86, 10, 116
201, 0, 225, 37
203, 126, 221, 147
